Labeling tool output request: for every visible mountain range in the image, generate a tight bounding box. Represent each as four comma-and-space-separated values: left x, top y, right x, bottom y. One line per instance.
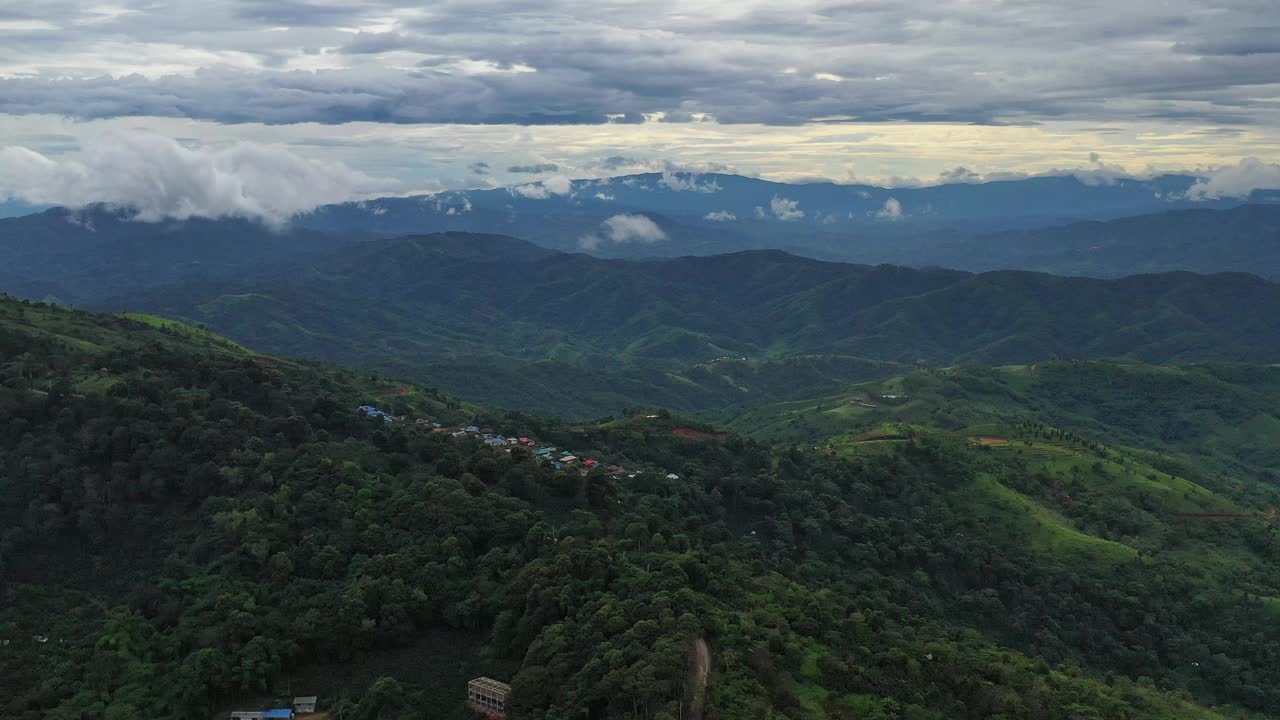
4, 172, 1280, 308
118, 231, 1280, 417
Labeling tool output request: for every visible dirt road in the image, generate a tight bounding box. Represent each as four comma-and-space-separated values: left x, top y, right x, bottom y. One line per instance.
689, 637, 711, 720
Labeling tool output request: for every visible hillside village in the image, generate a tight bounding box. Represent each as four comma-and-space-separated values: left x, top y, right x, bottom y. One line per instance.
356, 405, 648, 479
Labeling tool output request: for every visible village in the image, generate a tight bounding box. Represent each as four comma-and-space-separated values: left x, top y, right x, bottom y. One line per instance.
356, 405, 649, 479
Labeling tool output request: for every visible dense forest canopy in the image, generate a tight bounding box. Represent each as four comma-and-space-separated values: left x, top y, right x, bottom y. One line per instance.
111, 232, 1280, 418
4, 296, 1280, 720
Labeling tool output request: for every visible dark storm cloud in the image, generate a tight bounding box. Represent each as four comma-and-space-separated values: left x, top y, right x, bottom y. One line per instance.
0, 0, 1276, 127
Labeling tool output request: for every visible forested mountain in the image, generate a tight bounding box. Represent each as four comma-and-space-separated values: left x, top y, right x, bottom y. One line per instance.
128, 232, 1280, 417
716, 360, 1280, 484
3, 173, 1272, 290
0, 206, 349, 304
6, 296, 1280, 720
908, 204, 1280, 279
297, 172, 1256, 260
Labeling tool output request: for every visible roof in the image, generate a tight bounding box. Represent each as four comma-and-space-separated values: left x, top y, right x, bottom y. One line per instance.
263, 710, 293, 719
469, 677, 512, 694
294, 696, 318, 703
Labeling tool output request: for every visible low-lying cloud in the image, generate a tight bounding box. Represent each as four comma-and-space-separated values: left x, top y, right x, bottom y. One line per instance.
1187, 157, 1280, 199
0, 132, 390, 225
875, 197, 903, 220
511, 174, 573, 199
579, 213, 667, 250
768, 195, 804, 221
660, 171, 722, 193
704, 210, 737, 221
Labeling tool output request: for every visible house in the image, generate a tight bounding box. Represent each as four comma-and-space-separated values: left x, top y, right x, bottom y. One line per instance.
667, 473, 680, 480
465, 426, 480, 433
356, 406, 394, 424
293, 696, 318, 714
263, 710, 294, 720
518, 437, 531, 445
560, 455, 577, 464
432, 422, 443, 428
230, 712, 263, 720
583, 459, 599, 468
468, 677, 511, 719
536, 448, 551, 456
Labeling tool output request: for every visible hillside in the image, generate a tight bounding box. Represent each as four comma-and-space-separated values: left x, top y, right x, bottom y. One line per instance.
715, 360, 1280, 488
128, 232, 1280, 417
6, 297, 1280, 719
912, 204, 1280, 279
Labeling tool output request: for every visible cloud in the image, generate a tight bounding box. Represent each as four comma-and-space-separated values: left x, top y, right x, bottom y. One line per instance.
2, 2, 1277, 128
660, 167, 721, 190
937, 166, 983, 184
769, 195, 804, 221
594, 191, 615, 201
469, 161, 491, 175
579, 213, 667, 250
1187, 157, 1280, 199
511, 174, 572, 199
875, 197, 903, 221
0, 132, 390, 225
704, 210, 737, 221
508, 163, 560, 174
1072, 153, 1135, 186
659, 170, 722, 193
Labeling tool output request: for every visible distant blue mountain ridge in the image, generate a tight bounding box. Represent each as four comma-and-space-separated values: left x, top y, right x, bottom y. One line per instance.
2, 172, 1278, 306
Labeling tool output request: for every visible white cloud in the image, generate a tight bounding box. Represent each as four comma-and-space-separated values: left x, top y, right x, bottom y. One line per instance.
594, 191, 615, 201
0, 131, 390, 225
1072, 152, 1135, 186
511, 174, 572, 199
1187, 157, 1280, 199
579, 213, 667, 250
704, 210, 736, 221
875, 197, 903, 220
659, 170, 721, 193
770, 195, 804, 221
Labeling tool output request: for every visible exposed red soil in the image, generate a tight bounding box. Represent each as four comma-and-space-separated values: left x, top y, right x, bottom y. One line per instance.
673, 428, 729, 441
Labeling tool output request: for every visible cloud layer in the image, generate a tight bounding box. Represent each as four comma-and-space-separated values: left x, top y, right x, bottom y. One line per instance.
0, 133, 390, 224
0, 1, 1276, 127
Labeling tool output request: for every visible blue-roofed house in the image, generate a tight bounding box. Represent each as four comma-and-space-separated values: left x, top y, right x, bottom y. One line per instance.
465, 425, 480, 433
263, 710, 294, 720
536, 448, 551, 455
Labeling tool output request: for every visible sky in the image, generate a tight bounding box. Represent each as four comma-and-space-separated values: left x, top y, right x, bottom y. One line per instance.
0, 0, 1279, 218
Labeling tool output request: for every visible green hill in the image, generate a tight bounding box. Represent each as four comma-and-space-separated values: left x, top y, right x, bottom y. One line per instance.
122, 233, 1280, 418
5, 297, 1280, 720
